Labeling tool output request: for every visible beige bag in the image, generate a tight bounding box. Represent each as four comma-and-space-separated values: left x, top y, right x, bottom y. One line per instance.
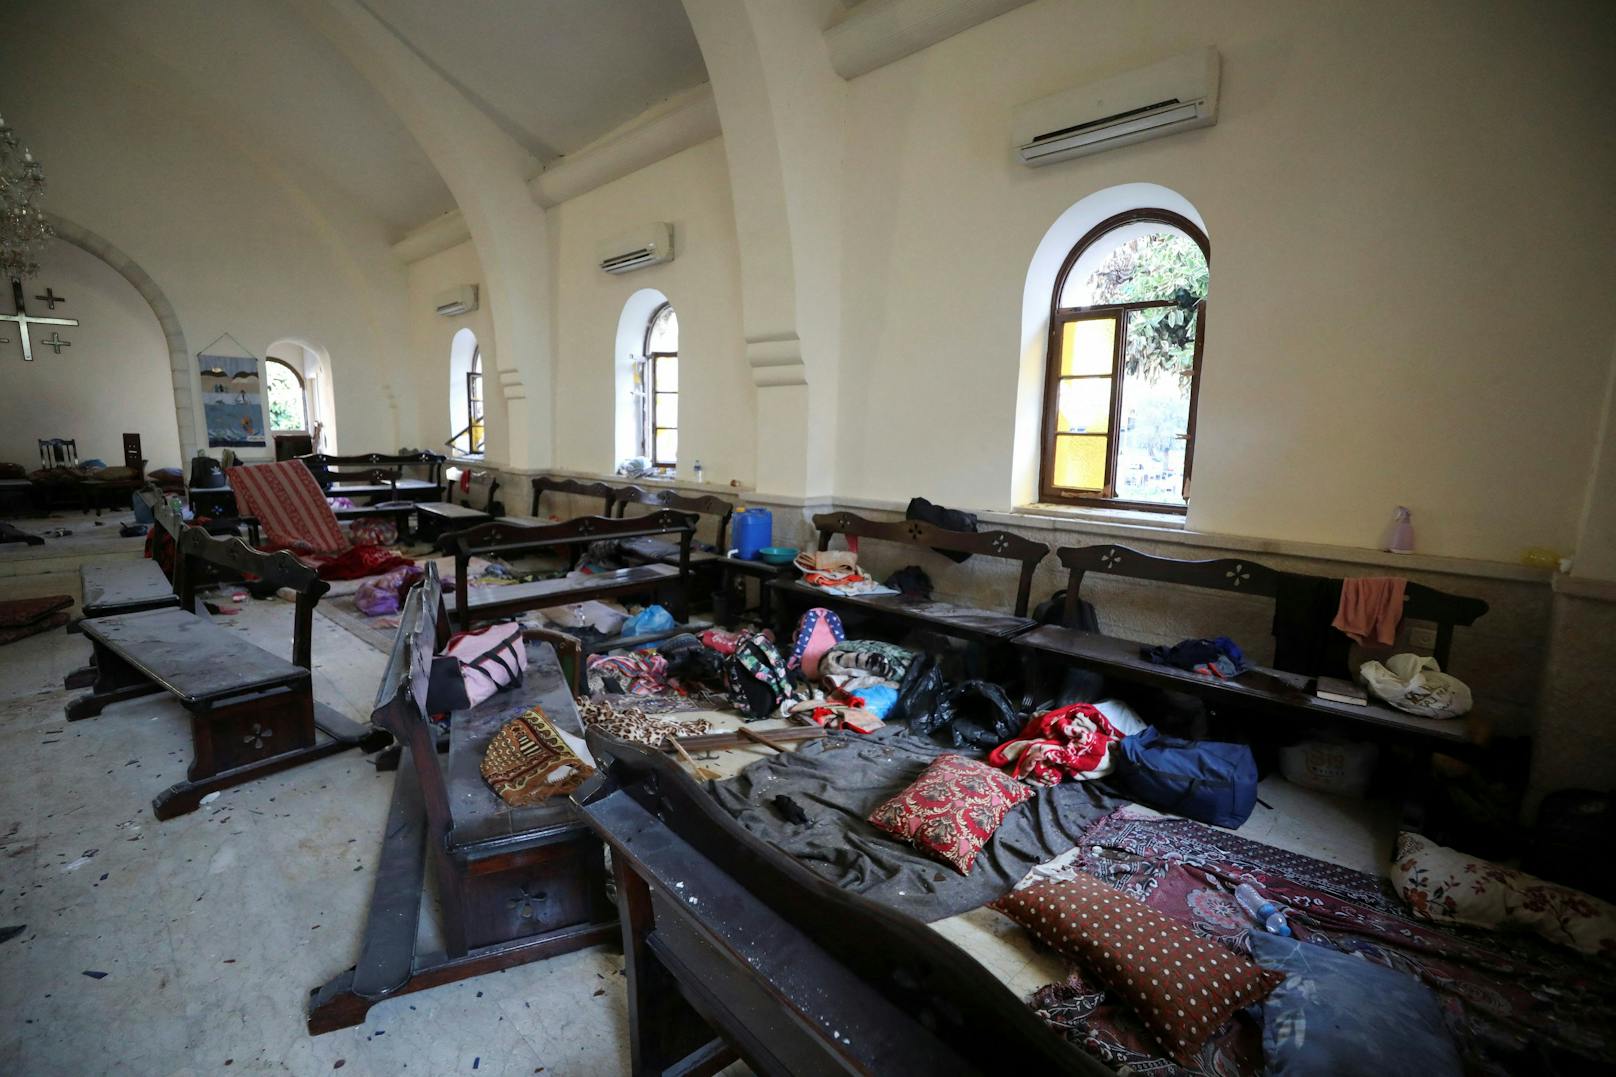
480, 706, 596, 806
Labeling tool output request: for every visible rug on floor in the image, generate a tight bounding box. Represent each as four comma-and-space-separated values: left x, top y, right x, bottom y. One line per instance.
0, 593, 73, 645
1020, 805, 1616, 1077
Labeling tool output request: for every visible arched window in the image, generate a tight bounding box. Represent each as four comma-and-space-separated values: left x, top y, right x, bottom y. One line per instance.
265, 357, 308, 432
448, 328, 483, 457
1039, 209, 1209, 510
642, 303, 678, 468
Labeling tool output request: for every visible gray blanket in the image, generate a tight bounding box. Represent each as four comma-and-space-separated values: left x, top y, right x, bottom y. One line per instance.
709, 727, 1116, 922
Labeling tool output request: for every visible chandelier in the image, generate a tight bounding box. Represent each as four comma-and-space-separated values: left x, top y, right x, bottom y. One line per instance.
0, 114, 53, 281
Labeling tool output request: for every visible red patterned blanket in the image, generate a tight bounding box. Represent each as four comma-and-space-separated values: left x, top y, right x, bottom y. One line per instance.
1020, 806, 1615, 1076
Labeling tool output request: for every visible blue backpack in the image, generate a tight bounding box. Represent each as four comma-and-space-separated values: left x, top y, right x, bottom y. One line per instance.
1110, 727, 1259, 829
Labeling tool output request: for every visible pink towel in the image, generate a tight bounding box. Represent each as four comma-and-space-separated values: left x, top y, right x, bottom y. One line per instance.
1331, 576, 1406, 646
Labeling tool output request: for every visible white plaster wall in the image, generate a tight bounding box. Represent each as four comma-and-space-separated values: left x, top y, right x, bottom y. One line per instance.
404, 242, 496, 457
549, 138, 754, 486
0, 22, 412, 465
0, 242, 181, 470
832, 0, 1616, 563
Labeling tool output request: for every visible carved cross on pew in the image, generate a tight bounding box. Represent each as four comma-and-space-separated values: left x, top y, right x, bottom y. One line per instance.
34, 287, 65, 309
0, 279, 78, 361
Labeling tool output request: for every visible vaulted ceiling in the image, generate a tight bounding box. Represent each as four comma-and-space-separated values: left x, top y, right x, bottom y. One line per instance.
7, 0, 709, 235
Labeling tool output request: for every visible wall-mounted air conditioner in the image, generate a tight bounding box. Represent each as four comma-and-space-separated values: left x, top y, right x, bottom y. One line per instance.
434, 284, 479, 317
1013, 47, 1220, 167
599, 222, 674, 275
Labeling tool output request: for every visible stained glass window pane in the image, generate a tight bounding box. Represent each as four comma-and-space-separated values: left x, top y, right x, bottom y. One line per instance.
1052, 434, 1106, 491
1056, 377, 1110, 433
654, 429, 678, 465
655, 355, 678, 392
1060, 318, 1115, 376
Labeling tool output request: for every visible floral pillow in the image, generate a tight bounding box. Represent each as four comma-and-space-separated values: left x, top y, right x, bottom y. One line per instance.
866, 754, 1031, 874
1390, 831, 1616, 957
994, 875, 1282, 1064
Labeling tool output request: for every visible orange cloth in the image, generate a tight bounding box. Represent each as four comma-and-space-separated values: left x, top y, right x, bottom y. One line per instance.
1331, 576, 1406, 646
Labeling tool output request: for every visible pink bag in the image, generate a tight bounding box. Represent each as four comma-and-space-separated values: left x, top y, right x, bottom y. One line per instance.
789, 607, 845, 680
426, 621, 527, 713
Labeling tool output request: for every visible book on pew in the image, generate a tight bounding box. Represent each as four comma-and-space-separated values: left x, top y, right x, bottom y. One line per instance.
1313, 676, 1369, 706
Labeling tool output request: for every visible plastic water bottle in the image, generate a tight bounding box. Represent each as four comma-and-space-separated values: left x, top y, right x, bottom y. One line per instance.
1234, 882, 1292, 936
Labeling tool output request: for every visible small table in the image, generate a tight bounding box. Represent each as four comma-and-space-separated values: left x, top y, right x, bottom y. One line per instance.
413, 501, 494, 544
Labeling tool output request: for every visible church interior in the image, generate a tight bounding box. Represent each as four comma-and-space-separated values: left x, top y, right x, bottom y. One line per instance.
2, 1, 1614, 1074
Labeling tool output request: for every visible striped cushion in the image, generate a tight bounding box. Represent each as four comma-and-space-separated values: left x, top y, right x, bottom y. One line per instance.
229, 460, 347, 554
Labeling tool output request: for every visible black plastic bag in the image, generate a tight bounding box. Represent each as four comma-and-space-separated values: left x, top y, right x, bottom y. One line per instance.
916, 679, 1022, 750
905, 497, 979, 563
888, 653, 946, 726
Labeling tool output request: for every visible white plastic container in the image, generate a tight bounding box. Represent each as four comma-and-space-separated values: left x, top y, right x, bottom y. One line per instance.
1280, 739, 1378, 798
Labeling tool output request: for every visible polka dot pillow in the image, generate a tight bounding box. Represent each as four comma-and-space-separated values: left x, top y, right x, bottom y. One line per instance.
867, 754, 1032, 874
994, 875, 1282, 1064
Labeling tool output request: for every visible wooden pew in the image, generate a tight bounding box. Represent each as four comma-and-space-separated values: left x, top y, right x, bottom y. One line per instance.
611, 486, 782, 626
307, 564, 616, 1034
770, 510, 1050, 644
299, 451, 447, 504
445, 511, 698, 636
1013, 543, 1491, 747
65, 525, 388, 819
572, 729, 1110, 1076
528, 475, 619, 519
77, 490, 182, 622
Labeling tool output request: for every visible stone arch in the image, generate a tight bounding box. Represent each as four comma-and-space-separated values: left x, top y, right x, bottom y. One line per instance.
45, 214, 197, 461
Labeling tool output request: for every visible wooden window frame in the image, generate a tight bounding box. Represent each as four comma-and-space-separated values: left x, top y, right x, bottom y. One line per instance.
265, 356, 310, 435
1038, 208, 1209, 513
465, 348, 485, 456
644, 302, 678, 470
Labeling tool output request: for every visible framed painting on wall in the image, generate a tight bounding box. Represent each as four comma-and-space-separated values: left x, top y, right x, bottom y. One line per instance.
199, 353, 268, 448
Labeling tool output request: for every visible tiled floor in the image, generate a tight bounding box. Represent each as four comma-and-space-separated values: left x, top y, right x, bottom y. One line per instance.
0, 533, 1398, 1074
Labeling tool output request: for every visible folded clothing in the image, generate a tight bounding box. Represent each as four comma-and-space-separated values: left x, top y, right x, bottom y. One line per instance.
987, 703, 1121, 785
1142, 635, 1246, 678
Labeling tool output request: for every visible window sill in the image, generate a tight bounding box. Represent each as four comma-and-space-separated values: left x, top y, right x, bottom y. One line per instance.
1013, 502, 1187, 529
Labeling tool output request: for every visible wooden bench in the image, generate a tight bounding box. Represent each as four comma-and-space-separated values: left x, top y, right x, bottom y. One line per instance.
299, 451, 447, 504
612, 487, 785, 626
770, 510, 1051, 644
1013, 543, 1491, 747
77, 491, 182, 622
572, 730, 1108, 1076
446, 511, 698, 635
529, 475, 618, 518
307, 564, 616, 1033
65, 525, 388, 818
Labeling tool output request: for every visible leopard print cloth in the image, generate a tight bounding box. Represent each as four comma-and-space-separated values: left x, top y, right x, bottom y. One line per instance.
578, 699, 713, 746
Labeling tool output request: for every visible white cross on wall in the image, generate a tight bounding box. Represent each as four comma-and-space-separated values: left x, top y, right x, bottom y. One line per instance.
0, 279, 78, 361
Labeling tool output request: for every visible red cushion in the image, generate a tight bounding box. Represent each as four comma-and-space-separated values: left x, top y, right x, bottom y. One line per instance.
866, 754, 1031, 874
994, 876, 1282, 1064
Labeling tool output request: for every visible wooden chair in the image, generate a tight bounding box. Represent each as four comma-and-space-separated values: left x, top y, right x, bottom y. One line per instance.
770, 510, 1051, 645
572, 729, 1110, 1076
307, 564, 616, 1033
65, 525, 387, 818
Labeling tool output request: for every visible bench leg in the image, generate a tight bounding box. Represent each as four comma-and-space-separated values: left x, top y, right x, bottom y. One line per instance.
153, 688, 373, 820
65, 642, 159, 720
